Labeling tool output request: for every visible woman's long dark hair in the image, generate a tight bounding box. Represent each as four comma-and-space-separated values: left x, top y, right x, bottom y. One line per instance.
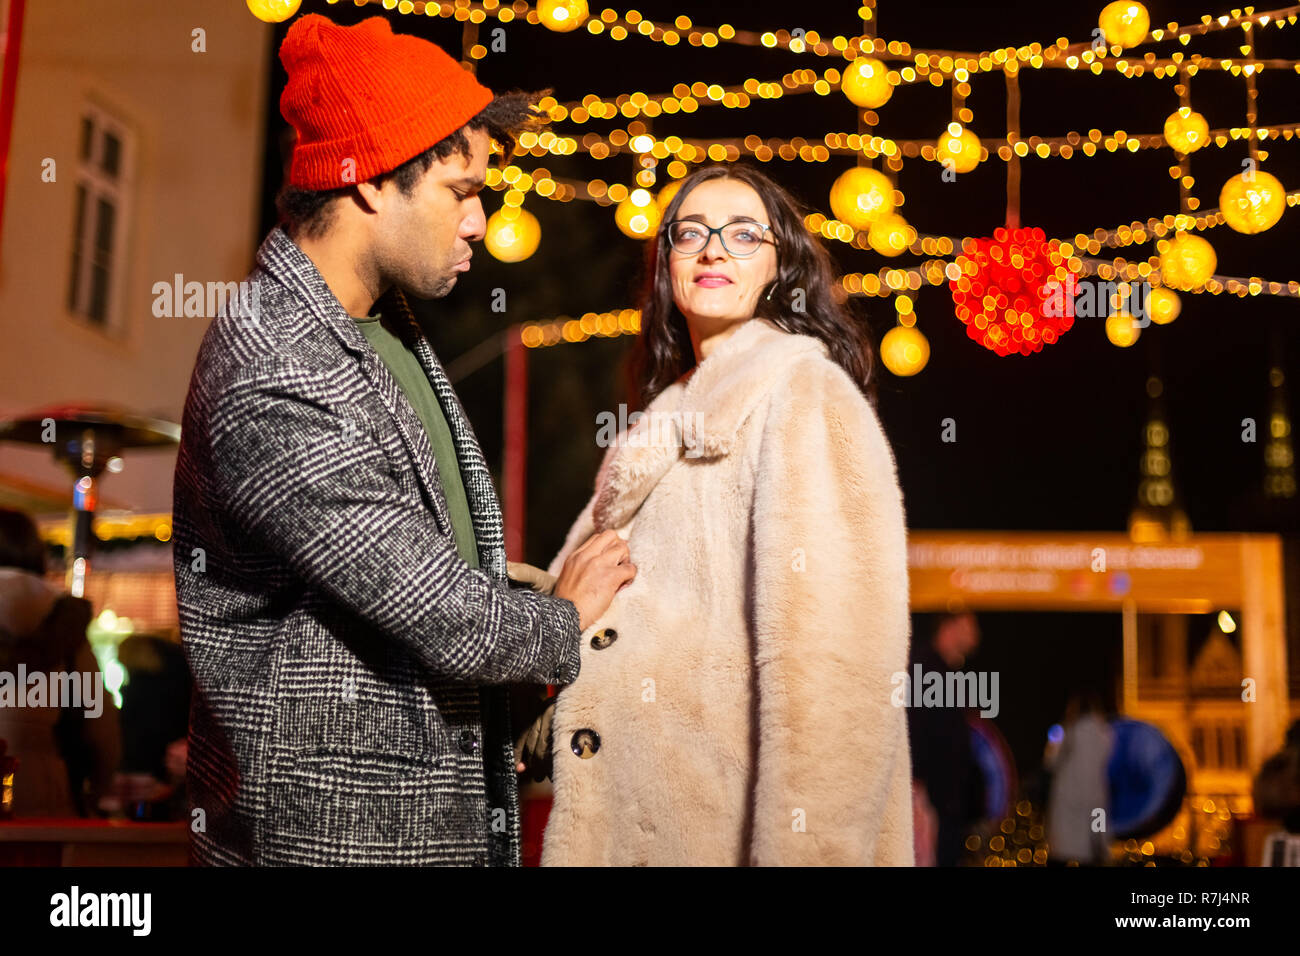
632, 163, 876, 407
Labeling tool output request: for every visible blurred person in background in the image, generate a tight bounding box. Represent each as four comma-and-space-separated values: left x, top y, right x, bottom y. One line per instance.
113, 631, 191, 819
908, 611, 983, 866
0, 508, 120, 817
1254, 719, 1300, 865
1045, 690, 1113, 865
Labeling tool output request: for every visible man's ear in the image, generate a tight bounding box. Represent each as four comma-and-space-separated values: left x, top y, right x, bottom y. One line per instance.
354, 180, 385, 214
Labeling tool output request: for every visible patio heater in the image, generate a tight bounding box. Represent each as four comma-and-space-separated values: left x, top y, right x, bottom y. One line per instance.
0, 404, 179, 596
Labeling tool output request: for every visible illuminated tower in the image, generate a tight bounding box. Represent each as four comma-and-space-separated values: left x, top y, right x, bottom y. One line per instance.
1264, 366, 1296, 500
1129, 375, 1191, 542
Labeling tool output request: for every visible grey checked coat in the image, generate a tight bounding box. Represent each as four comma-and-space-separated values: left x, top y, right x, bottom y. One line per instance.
173, 225, 582, 866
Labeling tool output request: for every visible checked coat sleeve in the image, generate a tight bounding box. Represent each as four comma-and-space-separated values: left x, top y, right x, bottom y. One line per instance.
208, 356, 581, 686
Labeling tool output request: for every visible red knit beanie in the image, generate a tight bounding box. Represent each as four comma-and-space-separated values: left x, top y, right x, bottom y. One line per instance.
278, 14, 494, 190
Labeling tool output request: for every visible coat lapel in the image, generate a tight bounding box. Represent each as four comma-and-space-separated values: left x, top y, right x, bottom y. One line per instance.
255, 228, 465, 555
593, 318, 826, 531
593, 403, 686, 531
385, 288, 509, 582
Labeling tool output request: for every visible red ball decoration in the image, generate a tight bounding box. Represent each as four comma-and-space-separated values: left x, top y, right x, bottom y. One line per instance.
948, 226, 1079, 357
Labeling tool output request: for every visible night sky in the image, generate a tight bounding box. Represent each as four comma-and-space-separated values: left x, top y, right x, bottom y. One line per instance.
255, 1, 1298, 776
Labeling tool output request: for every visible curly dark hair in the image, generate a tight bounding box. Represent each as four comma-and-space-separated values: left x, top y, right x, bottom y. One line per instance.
276, 88, 552, 238
632, 163, 876, 407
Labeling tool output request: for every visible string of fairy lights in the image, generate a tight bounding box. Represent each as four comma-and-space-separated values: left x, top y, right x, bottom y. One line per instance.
248, 0, 1298, 374
311, 0, 1300, 68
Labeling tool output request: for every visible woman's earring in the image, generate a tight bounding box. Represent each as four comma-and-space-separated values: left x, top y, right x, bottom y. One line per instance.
765, 283, 776, 301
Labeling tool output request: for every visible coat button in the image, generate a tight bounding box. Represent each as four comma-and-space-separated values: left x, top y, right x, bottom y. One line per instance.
570, 729, 601, 759
459, 729, 479, 755
590, 627, 618, 650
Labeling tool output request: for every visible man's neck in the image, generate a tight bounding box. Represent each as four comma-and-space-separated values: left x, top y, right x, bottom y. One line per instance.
290, 226, 386, 319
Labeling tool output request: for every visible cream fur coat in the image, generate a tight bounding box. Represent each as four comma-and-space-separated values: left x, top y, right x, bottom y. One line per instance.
541, 317, 914, 866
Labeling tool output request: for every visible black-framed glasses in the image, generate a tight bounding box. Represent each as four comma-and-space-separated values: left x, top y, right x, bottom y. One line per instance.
666, 219, 777, 258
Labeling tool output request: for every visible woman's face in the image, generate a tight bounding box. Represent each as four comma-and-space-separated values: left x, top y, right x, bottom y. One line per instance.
667, 178, 778, 337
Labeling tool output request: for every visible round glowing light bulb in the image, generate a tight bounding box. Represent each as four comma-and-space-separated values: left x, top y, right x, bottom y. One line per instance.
868, 213, 916, 257
1159, 232, 1216, 290
1147, 287, 1181, 325
485, 207, 541, 263
1219, 170, 1286, 234
935, 123, 982, 174
538, 0, 589, 32
1163, 107, 1209, 154
841, 57, 893, 109
1106, 312, 1141, 347
1098, 1, 1150, 49
829, 166, 895, 230
615, 188, 661, 238
246, 0, 301, 22
881, 325, 930, 376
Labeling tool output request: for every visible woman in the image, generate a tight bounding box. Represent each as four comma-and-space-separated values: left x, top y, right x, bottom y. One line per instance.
0, 509, 119, 817
539, 164, 913, 865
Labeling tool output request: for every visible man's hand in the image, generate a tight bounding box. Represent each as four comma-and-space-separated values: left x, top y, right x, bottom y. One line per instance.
506, 561, 557, 595
164, 738, 188, 782
514, 695, 556, 781
551, 530, 635, 631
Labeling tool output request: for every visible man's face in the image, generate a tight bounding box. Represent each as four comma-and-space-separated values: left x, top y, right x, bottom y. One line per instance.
955, 615, 980, 658
936, 613, 980, 667
374, 126, 490, 300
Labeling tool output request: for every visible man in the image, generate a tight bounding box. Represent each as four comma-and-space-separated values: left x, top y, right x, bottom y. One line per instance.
908, 612, 983, 866
173, 14, 633, 866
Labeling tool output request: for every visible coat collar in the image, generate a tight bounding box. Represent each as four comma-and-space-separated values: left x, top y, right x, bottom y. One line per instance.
255, 225, 372, 360
593, 318, 827, 530
255, 227, 449, 528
